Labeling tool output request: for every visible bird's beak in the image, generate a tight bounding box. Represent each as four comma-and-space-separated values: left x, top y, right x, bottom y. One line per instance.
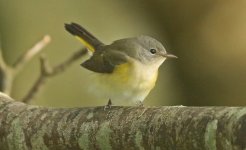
160, 53, 178, 59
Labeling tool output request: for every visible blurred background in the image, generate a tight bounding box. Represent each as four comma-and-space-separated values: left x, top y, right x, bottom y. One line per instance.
0, 0, 246, 107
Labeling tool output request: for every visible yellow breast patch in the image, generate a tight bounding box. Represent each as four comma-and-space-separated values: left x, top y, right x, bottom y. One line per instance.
112, 62, 132, 83
110, 61, 158, 91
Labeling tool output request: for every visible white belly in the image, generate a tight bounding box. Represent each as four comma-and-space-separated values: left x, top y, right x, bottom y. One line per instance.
88, 61, 160, 105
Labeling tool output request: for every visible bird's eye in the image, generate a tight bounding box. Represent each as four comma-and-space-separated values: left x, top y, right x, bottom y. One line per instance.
150, 48, 157, 54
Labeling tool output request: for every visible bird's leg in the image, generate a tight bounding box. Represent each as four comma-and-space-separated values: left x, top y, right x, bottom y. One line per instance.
104, 99, 112, 110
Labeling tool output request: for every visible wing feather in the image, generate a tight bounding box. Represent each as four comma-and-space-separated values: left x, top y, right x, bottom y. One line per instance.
81, 50, 128, 73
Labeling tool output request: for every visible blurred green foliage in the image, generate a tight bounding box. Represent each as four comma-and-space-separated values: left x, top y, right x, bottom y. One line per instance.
0, 0, 246, 107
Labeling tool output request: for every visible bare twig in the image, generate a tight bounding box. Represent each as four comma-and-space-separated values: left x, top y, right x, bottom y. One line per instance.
0, 43, 13, 95
0, 48, 7, 70
21, 48, 88, 103
13, 35, 51, 74
0, 34, 87, 103
39, 55, 52, 75
0, 35, 51, 95
20, 55, 50, 103
0, 37, 9, 74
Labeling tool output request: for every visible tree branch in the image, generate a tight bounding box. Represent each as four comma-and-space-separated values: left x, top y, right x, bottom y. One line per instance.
0, 93, 245, 150
0, 34, 87, 103
0, 41, 13, 95
0, 35, 51, 95
21, 48, 88, 103
12, 35, 51, 74
0, 48, 13, 95
0, 47, 7, 70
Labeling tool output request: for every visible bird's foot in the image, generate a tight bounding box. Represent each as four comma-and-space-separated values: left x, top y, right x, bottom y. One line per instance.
104, 99, 112, 110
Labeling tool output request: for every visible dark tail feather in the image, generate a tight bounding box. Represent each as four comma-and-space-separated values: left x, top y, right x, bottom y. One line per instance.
65, 22, 104, 50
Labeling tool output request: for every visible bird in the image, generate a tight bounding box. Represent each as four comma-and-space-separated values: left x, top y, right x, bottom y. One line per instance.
65, 22, 177, 106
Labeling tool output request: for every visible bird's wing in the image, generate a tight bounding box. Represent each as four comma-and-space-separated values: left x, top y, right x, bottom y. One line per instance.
65, 22, 104, 52
81, 50, 128, 73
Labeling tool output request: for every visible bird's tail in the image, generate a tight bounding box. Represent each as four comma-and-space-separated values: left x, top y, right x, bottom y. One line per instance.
65, 22, 104, 52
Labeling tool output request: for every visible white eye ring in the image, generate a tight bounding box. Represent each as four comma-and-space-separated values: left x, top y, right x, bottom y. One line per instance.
150, 48, 157, 54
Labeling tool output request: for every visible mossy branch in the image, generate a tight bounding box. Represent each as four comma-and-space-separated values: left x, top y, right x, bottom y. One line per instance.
0, 93, 245, 150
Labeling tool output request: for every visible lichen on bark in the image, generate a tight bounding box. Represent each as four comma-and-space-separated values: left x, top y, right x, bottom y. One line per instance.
0, 93, 245, 150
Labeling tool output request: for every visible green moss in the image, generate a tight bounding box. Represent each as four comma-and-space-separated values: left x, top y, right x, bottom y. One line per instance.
234, 108, 246, 120
96, 122, 112, 150
78, 125, 89, 150
135, 131, 144, 149
7, 118, 28, 150
30, 122, 49, 150
86, 112, 93, 119
204, 119, 218, 150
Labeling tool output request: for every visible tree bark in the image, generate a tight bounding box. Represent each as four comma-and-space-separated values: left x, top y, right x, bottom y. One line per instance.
0, 93, 245, 150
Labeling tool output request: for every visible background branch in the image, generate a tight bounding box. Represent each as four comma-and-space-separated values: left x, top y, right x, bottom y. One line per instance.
0, 35, 50, 95
0, 47, 7, 70
21, 48, 87, 103
0, 48, 12, 95
0, 40, 13, 95
12, 35, 51, 74
0, 35, 87, 103
0, 93, 245, 150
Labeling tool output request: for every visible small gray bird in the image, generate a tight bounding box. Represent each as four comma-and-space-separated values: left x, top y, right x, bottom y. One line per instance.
65, 22, 177, 106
